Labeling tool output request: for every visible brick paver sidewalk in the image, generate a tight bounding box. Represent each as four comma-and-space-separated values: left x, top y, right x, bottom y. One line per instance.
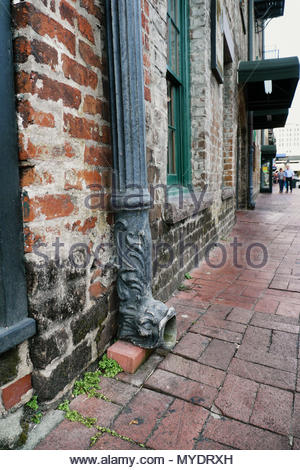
36, 188, 300, 450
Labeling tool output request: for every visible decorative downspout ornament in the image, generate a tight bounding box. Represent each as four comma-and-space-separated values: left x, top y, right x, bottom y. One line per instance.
115, 211, 177, 349
105, 0, 176, 350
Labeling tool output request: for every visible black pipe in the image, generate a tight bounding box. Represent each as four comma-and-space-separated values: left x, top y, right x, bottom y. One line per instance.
247, 0, 256, 209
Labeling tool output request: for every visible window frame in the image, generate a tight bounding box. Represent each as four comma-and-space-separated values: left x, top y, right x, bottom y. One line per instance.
166, 0, 191, 187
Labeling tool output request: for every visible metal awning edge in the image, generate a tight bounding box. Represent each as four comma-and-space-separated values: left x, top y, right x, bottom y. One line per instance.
239, 57, 299, 83
261, 145, 277, 157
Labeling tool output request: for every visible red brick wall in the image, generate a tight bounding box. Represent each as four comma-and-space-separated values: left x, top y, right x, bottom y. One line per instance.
13, 0, 112, 248
1, 0, 116, 407
0, 0, 153, 415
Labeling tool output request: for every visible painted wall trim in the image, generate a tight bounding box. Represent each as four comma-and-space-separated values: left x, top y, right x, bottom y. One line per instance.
0, 319, 36, 355
0, 0, 36, 351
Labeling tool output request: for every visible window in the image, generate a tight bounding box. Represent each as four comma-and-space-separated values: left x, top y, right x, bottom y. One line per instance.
167, 0, 190, 186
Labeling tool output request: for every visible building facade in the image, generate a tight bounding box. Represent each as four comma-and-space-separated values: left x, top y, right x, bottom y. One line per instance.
274, 123, 300, 176
0, 0, 297, 448
275, 123, 300, 156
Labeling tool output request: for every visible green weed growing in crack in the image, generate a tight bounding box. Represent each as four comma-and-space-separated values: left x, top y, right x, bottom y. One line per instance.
98, 354, 123, 378
58, 400, 96, 428
72, 354, 123, 399
26, 395, 39, 411
184, 272, 192, 279
31, 412, 43, 424
26, 395, 43, 424
57, 354, 123, 428
73, 370, 109, 400
90, 426, 145, 448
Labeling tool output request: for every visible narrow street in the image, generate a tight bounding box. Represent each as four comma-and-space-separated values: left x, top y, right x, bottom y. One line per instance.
35, 187, 300, 450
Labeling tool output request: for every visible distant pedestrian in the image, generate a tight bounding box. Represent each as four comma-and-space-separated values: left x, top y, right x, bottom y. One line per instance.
284, 165, 294, 193
277, 168, 285, 193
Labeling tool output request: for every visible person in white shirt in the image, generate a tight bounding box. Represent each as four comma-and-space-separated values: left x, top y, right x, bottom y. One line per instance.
284, 165, 294, 193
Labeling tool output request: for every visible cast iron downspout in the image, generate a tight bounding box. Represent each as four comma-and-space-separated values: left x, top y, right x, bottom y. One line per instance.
248, 0, 256, 209
105, 0, 177, 350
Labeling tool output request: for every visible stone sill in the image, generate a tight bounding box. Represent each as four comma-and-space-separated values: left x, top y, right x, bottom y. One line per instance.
163, 192, 214, 225
221, 187, 234, 201
0, 318, 36, 354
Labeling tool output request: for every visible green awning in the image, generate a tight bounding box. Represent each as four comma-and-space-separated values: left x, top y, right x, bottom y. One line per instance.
261, 145, 277, 159
253, 108, 289, 130
239, 57, 299, 111
254, 1, 285, 20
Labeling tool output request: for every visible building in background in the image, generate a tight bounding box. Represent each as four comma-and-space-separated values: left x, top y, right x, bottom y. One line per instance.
0, 0, 298, 448
274, 123, 300, 176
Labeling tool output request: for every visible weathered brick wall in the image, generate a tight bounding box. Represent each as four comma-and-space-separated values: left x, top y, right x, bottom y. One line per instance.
145, 0, 168, 197
223, 62, 235, 188
148, 0, 254, 300
0, 0, 117, 424
0, 0, 263, 445
190, 0, 248, 195
190, 0, 210, 191
0, 0, 157, 434
152, 207, 220, 303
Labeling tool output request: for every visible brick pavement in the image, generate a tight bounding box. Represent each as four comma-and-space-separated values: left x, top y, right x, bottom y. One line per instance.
36, 189, 300, 450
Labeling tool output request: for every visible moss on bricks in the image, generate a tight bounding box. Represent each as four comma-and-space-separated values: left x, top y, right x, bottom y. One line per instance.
71, 297, 108, 345
32, 342, 92, 401
0, 347, 19, 386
